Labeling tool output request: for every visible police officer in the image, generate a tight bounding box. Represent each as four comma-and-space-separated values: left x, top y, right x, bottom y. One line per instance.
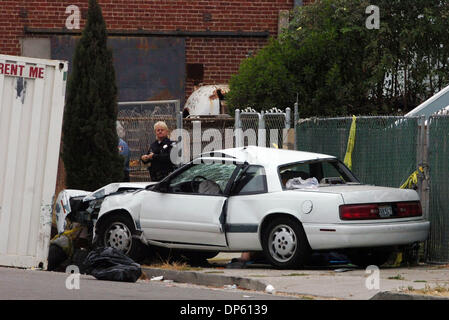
117, 121, 130, 182
140, 121, 176, 181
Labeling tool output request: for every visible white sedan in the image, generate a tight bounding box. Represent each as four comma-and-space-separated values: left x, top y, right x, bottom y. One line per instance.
56, 146, 430, 269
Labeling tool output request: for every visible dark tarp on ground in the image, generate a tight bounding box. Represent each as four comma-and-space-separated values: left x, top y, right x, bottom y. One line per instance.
83, 247, 142, 282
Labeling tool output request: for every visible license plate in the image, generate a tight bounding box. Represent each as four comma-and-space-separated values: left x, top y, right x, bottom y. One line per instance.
379, 205, 393, 218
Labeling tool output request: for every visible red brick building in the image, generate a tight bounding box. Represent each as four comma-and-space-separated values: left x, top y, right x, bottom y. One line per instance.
0, 0, 314, 104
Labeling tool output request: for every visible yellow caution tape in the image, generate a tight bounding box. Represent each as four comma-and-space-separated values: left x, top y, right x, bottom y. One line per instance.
344, 115, 357, 170
400, 166, 424, 189
272, 143, 279, 149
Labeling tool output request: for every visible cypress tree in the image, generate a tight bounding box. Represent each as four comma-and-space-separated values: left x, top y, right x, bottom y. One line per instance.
62, 0, 123, 191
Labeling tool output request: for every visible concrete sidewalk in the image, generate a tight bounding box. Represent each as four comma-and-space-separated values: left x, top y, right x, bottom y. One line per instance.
142, 253, 449, 300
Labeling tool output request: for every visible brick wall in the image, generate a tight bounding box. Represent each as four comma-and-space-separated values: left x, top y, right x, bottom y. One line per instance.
185, 37, 268, 99
1, 0, 296, 98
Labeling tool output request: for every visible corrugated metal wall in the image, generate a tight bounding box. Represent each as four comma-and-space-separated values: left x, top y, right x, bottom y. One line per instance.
0, 55, 67, 268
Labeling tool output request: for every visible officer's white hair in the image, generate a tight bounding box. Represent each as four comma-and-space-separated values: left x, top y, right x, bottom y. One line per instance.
154, 121, 169, 132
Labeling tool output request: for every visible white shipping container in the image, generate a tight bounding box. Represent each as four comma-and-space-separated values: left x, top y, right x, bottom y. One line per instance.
0, 54, 68, 269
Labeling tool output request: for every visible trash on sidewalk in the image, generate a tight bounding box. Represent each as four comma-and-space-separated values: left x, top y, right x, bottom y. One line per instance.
151, 275, 164, 281
83, 247, 142, 283
224, 284, 237, 289
265, 284, 276, 294
334, 268, 354, 273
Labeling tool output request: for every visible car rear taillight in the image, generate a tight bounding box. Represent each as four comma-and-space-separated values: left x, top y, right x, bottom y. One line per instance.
396, 202, 422, 217
339, 204, 379, 220
339, 201, 422, 220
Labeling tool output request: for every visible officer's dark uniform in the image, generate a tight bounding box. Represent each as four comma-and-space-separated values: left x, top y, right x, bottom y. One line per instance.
141, 137, 176, 181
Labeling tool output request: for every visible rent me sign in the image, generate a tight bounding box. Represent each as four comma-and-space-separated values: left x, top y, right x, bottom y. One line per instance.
0, 62, 45, 79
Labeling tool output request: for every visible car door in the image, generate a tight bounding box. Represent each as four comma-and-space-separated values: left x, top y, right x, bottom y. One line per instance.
226, 165, 269, 251
140, 160, 239, 247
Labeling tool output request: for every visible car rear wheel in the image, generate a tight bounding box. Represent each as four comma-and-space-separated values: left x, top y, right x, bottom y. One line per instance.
96, 214, 146, 262
262, 217, 310, 269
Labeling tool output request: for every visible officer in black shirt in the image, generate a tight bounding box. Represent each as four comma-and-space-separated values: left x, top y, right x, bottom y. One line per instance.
141, 121, 176, 181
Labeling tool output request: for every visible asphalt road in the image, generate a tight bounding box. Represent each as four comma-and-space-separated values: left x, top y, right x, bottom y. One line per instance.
0, 267, 298, 301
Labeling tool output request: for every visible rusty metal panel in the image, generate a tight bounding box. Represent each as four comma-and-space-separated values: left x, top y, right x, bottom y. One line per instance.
51, 36, 185, 106
0, 54, 68, 269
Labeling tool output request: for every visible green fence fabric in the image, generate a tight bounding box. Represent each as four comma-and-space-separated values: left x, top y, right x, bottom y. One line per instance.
296, 117, 419, 188
427, 115, 449, 264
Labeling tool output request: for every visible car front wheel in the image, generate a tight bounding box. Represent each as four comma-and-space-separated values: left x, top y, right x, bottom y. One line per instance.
262, 217, 311, 269
96, 214, 146, 262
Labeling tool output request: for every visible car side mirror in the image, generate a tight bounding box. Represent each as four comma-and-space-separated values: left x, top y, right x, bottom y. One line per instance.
156, 180, 169, 193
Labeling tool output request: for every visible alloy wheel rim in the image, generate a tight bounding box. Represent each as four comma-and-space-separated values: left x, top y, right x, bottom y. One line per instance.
268, 224, 297, 263
105, 222, 132, 253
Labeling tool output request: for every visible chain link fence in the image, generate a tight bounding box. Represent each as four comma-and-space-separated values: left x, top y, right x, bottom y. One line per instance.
180, 116, 236, 162
296, 116, 420, 188
427, 115, 449, 264
118, 105, 292, 178
295, 114, 449, 264
117, 100, 179, 181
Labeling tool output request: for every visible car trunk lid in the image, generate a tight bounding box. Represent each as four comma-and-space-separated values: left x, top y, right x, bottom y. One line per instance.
318, 184, 420, 204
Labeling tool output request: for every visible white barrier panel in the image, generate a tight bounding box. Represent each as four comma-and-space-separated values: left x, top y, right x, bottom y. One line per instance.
0, 54, 68, 269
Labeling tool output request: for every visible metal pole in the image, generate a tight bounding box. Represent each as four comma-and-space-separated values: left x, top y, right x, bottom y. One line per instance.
424, 116, 430, 222
258, 111, 266, 147
294, 102, 298, 150
234, 109, 242, 148
285, 107, 291, 130
177, 111, 183, 163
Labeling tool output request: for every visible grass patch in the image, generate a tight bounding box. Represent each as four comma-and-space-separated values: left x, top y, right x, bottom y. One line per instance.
144, 259, 203, 272
401, 283, 449, 297
388, 274, 405, 280
282, 273, 309, 277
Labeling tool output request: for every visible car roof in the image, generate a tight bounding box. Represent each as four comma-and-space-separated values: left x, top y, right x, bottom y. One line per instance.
199, 146, 335, 167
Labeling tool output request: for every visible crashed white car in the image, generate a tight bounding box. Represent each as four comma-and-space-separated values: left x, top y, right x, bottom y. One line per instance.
56, 146, 429, 269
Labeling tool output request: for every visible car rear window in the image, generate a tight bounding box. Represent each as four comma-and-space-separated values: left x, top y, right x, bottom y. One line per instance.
279, 159, 359, 189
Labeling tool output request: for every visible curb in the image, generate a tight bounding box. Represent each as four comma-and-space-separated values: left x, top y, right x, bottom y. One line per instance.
142, 267, 268, 292
142, 267, 449, 300
370, 291, 449, 300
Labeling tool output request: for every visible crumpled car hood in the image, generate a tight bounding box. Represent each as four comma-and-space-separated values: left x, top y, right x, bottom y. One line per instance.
55, 182, 155, 234
83, 182, 153, 202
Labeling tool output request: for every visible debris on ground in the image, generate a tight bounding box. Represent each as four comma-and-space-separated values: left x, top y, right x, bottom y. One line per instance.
265, 284, 276, 294
83, 247, 142, 282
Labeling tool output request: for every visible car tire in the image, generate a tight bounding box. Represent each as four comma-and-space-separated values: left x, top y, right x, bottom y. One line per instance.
348, 249, 392, 268
96, 214, 147, 263
262, 217, 311, 269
